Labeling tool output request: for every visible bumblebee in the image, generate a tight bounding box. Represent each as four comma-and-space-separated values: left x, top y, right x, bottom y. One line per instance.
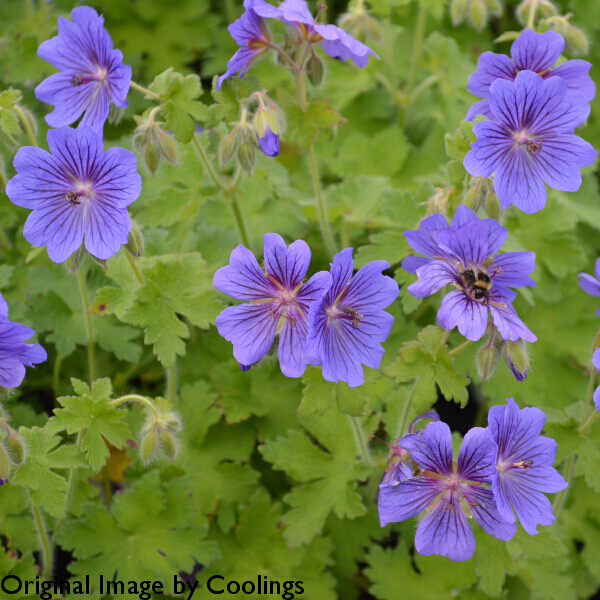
457, 263, 492, 303
341, 306, 363, 327
66, 191, 81, 206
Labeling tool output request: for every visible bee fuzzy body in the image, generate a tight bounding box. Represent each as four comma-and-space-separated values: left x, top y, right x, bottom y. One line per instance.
457, 264, 493, 304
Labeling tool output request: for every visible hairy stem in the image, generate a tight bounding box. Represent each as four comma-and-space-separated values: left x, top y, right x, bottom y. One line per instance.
551, 454, 574, 518
14, 104, 38, 148
309, 147, 337, 256
52, 354, 63, 401
526, 0, 538, 29
108, 394, 161, 418
448, 338, 474, 356
579, 367, 598, 423
166, 363, 177, 403
123, 246, 145, 284
408, 6, 427, 97
32, 504, 52, 580
351, 416, 373, 467
129, 80, 161, 100
76, 269, 96, 384
65, 430, 84, 513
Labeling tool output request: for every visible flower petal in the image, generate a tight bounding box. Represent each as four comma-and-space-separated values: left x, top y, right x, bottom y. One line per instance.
461, 486, 517, 541
437, 290, 488, 341
457, 427, 497, 483
214, 244, 278, 300
403, 213, 450, 259
408, 260, 457, 299
530, 81, 590, 134
490, 302, 537, 342
278, 305, 310, 378
511, 29, 564, 74
340, 260, 399, 313
551, 59, 596, 102
398, 421, 453, 475
491, 251, 536, 288
415, 494, 475, 561
378, 478, 442, 526
263, 233, 310, 290
215, 302, 279, 366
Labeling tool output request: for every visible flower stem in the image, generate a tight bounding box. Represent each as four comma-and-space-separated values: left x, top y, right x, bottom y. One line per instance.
32, 504, 51, 580
448, 338, 474, 356
526, 0, 538, 29
129, 80, 161, 100
309, 147, 337, 256
551, 454, 574, 518
408, 6, 427, 97
192, 134, 252, 250
13, 104, 38, 147
76, 268, 96, 384
398, 384, 416, 436
52, 354, 63, 401
108, 394, 161, 418
65, 430, 83, 513
166, 363, 177, 403
123, 246, 145, 284
101, 466, 113, 511
350, 416, 373, 467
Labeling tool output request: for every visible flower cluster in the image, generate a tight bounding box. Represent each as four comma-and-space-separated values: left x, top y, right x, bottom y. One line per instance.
214, 234, 398, 387
6, 126, 142, 263
35, 6, 131, 133
217, 0, 378, 91
464, 30, 597, 214
0, 294, 47, 389
379, 400, 568, 561
403, 205, 536, 343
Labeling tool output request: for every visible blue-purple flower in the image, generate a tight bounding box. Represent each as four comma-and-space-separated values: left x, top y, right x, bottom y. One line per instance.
306, 248, 398, 388
486, 399, 567, 535
593, 349, 600, 412
35, 6, 131, 133
6, 125, 142, 263
214, 233, 331, 378
217, 0, 273, 90
403, 205, 536, 343
217, 0, 378, 89
258, 125, 280, 157
466, 29, 595, 121
578, 257, 600, 314
0, 294, 47, 388
378, 421, 517, 561
464, 70, 597, 214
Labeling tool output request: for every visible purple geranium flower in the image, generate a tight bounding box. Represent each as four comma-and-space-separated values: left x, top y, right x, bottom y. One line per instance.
466, 29, 595, 121
258, 125, 280, 157
35, 6, 131, 133
217, 0, 377, 89
216, 0, 273, 90
578, 257, 600, 314
378, 421, 516, 561
593, 349, 600, 412
306, 248, 398, 387
214, 233, 331, 378
0, 294, 47, 388
486, 399, 568, 535
464, 70, 597, 214
403, 205, 536, 343
6, 125, 142, 263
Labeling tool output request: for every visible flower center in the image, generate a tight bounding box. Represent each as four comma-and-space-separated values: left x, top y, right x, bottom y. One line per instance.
515, 131, 542, 154
326, 304, 363, 327
498, 459, 533, 474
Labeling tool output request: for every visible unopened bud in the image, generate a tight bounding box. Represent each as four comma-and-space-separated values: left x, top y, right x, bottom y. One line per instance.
125, 221, 144, 257
237, 142, 255, 175
132, 132, 147, 154
503, 340, 528, 381
161, 431, 178, 459
144, 143, 160, 175
307, 52, 325, 87
157, 133, 179, 165
538, 0, 557, 18
161, 413, 182, 433
484, 0, 502, 17
477, 343, 499, 380
0, 445, 10, 481
485, 191, 502, 221
5, 436, 24, 464
219, 131, 238, 167
565, 23, 589, 55
463, 187, 478, 210
468, 0, 488, 30
0, 157, 7, 190
140, 430, 160, 464
108, 104, 125, 125
66, 243, 86, 273
451, 0, 470, 25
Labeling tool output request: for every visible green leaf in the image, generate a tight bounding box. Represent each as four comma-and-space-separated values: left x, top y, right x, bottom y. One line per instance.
385, 326, 470, 411
10, 426, 86, 519
445, 120, 476, 161
287, 98, 347, 152
299, 367, 366, 416
0, 485, 37, 553
198, 490, 336, 599
148, 69, 208, 143
0, 549, 36, 600
508, 526, 569, 560
260, 409, 371, 547
574, 437, 600, 493
54, 471, 219, 585
473, 528, 516, 598
46, 378, 130, 473
121, 253, 222, 367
